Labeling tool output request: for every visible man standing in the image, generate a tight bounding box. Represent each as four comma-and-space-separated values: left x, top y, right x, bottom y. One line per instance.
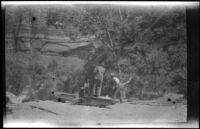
93, 65, 105, 97
111, 73, 132, 103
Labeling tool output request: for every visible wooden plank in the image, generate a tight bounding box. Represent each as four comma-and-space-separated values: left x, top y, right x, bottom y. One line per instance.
80, 96, 116, 107
53, 92, 76, 101
52, 92, 117, 107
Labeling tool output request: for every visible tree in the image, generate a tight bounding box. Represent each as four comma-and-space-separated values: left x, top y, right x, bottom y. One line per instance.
11, 8, 23, 52
5, 5, 187, 99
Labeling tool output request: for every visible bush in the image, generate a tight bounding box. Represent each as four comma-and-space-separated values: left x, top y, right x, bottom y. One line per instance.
47, 60, 58, 74
6, 60, 30, 96
62, 70, 84, 93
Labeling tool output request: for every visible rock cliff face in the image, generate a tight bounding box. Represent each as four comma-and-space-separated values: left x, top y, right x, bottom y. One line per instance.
5, 6, 96, 55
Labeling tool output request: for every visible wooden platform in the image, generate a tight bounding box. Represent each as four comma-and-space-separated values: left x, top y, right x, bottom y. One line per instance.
76, 96, 117, 107
52, 91, 77, 102
52, 91, 117, 107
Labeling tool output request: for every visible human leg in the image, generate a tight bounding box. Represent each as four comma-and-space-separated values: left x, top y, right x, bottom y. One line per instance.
113, 87, 120, 99
119, 88, 124, 103
97, 79, 103, 97
92, 84, 96, 97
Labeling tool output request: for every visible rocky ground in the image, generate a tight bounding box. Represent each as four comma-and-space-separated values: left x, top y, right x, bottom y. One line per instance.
4, 98, 188, 127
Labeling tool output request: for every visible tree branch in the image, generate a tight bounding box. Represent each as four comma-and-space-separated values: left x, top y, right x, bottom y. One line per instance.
139, 9, 169, 42
118, 8, 123, 21
106, 28, 114, 49
95, 33, 113, 51
96, 14, 115, 52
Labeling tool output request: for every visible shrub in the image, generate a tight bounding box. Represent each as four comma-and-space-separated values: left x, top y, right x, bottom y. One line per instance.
62, 70, 84, 93
6, 60, 30, 96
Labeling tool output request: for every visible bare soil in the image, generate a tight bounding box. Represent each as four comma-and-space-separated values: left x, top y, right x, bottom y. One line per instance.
4, 98, 187, 127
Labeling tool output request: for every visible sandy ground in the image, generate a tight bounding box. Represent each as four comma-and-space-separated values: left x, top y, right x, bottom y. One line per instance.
4, 98, 187, 127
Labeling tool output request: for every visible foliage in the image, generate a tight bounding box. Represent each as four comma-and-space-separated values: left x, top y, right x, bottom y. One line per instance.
46, 7, 81, 40
6, 5, 187, 99
47, 60, 58, 74
78, 6, 187, 98
62, 70, 84, 93
6, 59, 30, 96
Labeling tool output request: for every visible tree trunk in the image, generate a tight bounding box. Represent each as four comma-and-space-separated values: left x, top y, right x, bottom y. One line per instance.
13, 17, 22, 52
118, 8, 123, 21
117, 62, 122, 75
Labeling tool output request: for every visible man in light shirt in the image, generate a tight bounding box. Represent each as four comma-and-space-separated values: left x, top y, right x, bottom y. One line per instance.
111, 73, 132, 103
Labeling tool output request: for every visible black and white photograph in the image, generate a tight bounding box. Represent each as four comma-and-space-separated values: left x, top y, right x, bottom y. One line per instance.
2, 1, 198, 128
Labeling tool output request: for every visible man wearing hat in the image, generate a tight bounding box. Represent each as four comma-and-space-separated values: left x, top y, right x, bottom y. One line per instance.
93, 65, 106, 97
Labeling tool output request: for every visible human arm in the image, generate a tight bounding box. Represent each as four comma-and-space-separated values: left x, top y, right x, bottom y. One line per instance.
122, 77, 133, 86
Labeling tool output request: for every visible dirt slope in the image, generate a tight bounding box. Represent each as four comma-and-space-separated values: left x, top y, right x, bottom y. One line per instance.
5, 98, 187, 127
